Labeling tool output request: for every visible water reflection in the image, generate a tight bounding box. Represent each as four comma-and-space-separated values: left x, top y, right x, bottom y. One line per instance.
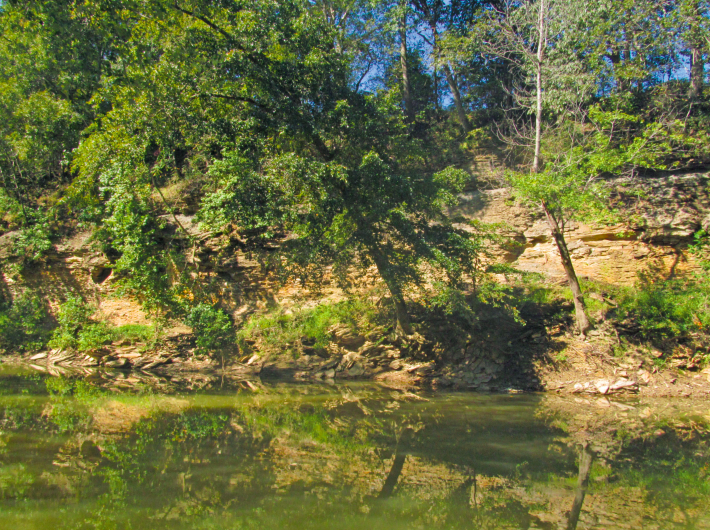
0, 369, 708, 529
566, 443, 593, 530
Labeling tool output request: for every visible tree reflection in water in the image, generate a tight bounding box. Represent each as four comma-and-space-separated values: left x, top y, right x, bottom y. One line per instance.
566, 443, 593, 530
0, 374, 708, 529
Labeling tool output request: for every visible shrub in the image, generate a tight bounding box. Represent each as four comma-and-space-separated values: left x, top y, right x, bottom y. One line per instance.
76, 322, 114, 352
49, 296, 112, 353
186, 304, 234, 355
616, 275, 710, 340
0, 293, 50, 353
11, 216, 53, 265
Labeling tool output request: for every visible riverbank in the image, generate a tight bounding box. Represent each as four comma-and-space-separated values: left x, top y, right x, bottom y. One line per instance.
4, 320, 709, 398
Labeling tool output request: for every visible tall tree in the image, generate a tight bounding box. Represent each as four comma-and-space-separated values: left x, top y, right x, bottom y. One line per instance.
399, 0, 415, 121
69, 0, 488, 334
471, 0, 597, 333
410, 0, 472, 132
678, 0, 710, 99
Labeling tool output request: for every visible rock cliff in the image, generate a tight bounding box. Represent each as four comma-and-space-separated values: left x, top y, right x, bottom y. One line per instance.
452, 171, 710, 284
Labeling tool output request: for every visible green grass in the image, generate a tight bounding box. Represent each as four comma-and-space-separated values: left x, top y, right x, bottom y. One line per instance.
48, 297, 160, 353
237, 296, 385, 354
113, 324, 156, 344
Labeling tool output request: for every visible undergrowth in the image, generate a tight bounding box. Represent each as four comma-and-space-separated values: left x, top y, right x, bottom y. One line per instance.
49, 296, 157, 354
0, 292, 50, 353
485, 260, 710, 367
615, 273, 710, 341
237, 296, 386, 355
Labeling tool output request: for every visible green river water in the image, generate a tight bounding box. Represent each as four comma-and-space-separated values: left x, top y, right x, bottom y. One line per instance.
0, 366, 708, 529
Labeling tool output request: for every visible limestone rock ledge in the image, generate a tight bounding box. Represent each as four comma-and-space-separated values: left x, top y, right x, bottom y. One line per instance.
451, 171, 710, 284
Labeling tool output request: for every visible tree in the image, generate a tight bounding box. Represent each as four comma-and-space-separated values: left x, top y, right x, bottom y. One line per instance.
399, 0, 415, 122
676, 0, 710, 100
69, 0, 487, 335
410, 0, 472, 132
0, 0, 129, 265
308, 0, 395, 92
197, 101, 485, 336
468, 0, 597, 333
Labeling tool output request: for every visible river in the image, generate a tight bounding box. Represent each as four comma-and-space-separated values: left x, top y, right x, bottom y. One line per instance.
0, 366, 708, 529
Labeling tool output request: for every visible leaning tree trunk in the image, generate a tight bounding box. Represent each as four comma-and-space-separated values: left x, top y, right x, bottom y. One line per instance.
386, 288, 413, 337
371, 247, 413, 336
423, 17, 471, 133
566, 443, 594, 530
443, 63, 472, 133
531, 0, 590, 335
542, 200, 592, 335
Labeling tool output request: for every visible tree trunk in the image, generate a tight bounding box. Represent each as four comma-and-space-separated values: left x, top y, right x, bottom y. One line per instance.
399, 1, 414, 122
533, 0, 545, 173
392, 294, 413, 336
541, 200, 592, 335
378, 452, 407, 499
423, 16, 471, 132
371, 247, 413, 336
618, 28, 631, 92
690, 46, 704, 99
443, 63, 472, 133
687, 1, 704, 99
566, 443, 594, 530
530, 1, 589, 335
432, 29, 439, 111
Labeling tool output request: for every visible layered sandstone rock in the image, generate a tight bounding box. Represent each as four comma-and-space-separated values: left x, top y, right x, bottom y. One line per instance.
452, 171, 710, 284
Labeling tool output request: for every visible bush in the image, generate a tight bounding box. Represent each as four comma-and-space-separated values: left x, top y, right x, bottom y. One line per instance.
616, 275, 710, 340
11, 216, 53, 265
0, 293, 50, 353
49, 296, 112, 353
76, 322, 114, 352
186, 304, 234, 355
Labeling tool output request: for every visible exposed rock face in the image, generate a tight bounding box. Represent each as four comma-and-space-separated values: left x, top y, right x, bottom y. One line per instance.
452, 172, 710, 284
3, 169, 707, 327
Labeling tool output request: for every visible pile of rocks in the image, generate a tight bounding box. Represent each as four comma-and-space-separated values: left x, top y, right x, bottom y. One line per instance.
24, 336, 189, 375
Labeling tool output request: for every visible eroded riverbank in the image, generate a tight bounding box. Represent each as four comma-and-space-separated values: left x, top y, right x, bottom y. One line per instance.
4, 321, 710, 400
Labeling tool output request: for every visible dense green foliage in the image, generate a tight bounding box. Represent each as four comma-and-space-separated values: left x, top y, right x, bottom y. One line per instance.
48, 296, 156, 353
617, 274, 710, 340
614, 231, 710, 341
1, 0, 710, 350
0, 292, 49, 353
186, 303, 234, 355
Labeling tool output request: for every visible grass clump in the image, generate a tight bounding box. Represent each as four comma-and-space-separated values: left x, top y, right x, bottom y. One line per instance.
237, 297, 383, 355
113, 324, 156, 345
